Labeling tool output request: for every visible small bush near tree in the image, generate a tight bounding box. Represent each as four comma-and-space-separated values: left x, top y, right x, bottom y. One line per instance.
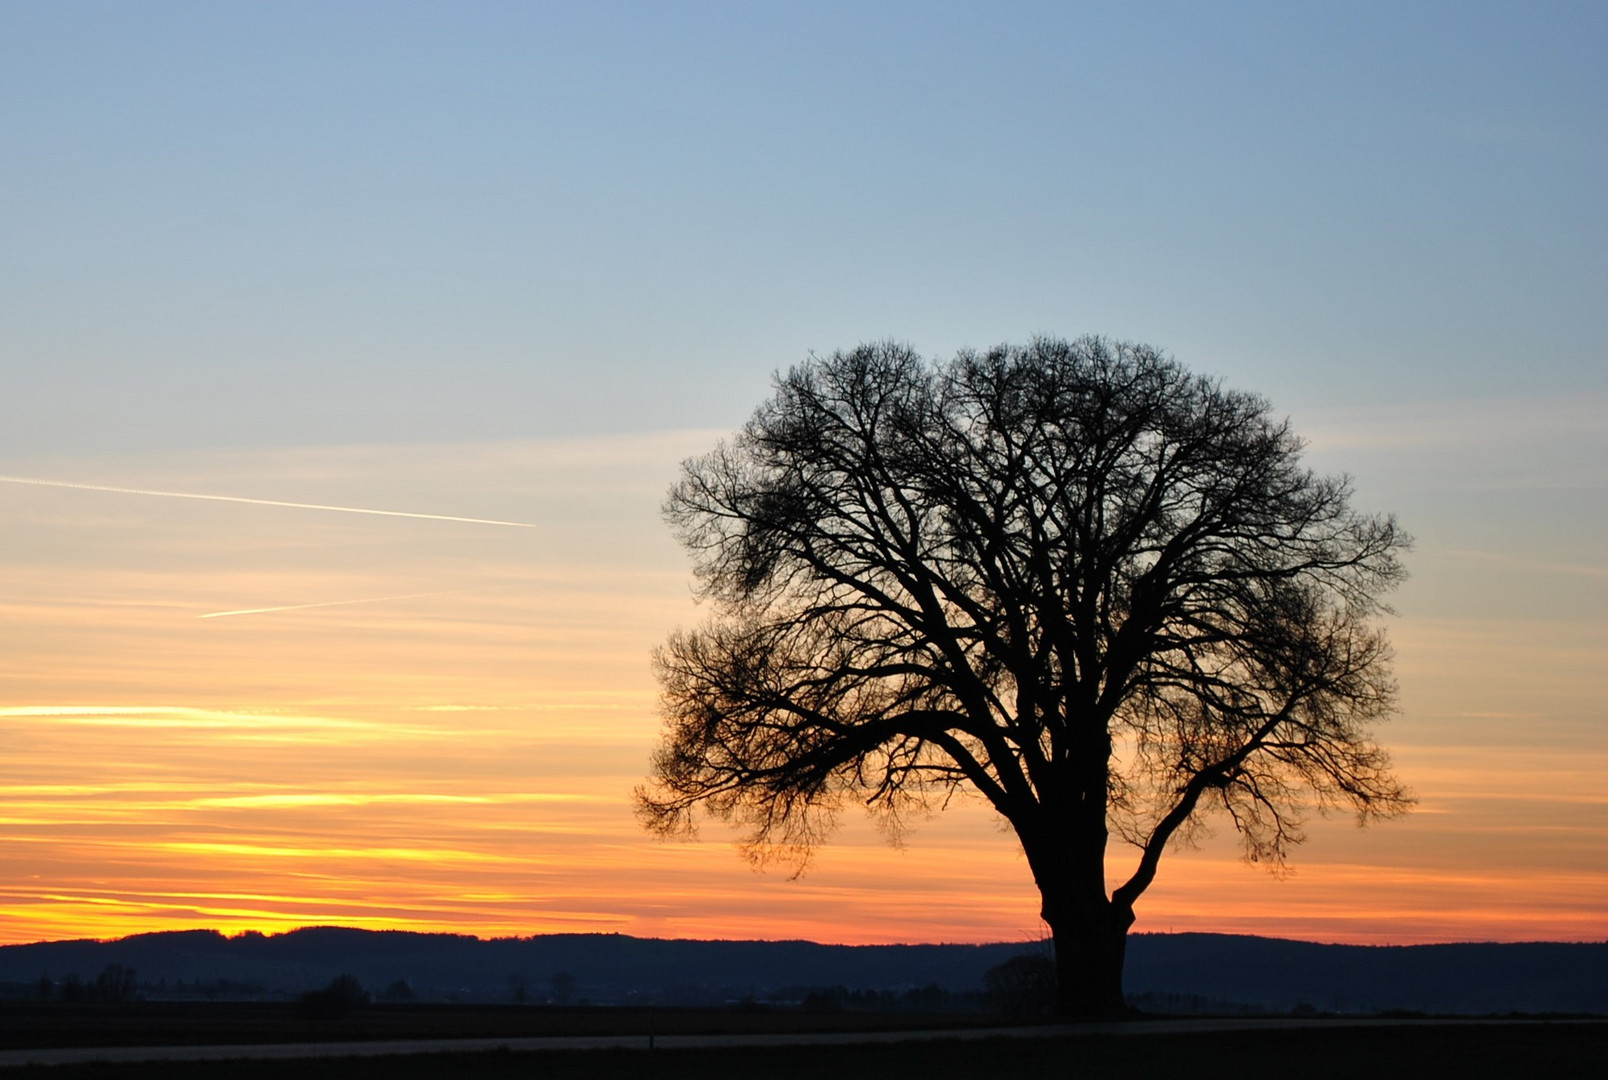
986, 954, 1058, 1018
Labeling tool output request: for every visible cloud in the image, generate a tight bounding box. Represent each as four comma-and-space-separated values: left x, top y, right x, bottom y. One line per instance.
1442, 549, 1608, 580
198, 591, 462, 619
0, 475, 537, 527
1294, 394, 1608, 452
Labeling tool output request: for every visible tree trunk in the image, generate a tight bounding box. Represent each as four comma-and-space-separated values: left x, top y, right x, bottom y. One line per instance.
1042, 893, 1133, 1017
1020, 815, 1134, 1018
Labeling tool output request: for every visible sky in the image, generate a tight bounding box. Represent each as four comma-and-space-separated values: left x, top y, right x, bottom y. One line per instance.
1, 1, 1603, 948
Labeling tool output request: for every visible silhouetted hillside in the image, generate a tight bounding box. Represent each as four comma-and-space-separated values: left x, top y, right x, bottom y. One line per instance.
0, 928, 1027, 1007
1, 928, 1602, 1014
1123, 933, 1607, 1014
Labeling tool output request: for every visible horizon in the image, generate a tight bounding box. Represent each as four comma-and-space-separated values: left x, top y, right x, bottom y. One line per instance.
10, 922, 1603, 951
2, 3, 1604, 952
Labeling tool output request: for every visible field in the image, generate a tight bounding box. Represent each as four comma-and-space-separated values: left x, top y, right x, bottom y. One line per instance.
0, 1006, 1603, 1079
0, 1002, 976, 1051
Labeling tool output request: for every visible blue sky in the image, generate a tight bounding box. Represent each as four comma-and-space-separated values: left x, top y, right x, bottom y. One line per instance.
4, 1, 1602, 453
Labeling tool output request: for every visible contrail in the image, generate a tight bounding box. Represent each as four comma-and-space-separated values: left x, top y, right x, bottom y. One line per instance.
199, 591, 459, 619
0, 475, 536, 528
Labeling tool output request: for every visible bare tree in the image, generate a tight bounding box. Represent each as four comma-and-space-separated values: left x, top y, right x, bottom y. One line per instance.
638, 338, 1411, 1016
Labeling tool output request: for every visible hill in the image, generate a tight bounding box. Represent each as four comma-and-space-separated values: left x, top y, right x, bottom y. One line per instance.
1, 928, 1602, 1014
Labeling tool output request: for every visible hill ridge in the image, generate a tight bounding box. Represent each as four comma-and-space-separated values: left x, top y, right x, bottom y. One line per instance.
2, 927, 1602, 1014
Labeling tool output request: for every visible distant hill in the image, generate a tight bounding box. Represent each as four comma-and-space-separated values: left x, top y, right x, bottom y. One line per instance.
1123, 933, 1607, 1015
0, 929, 1026, 1007
1, 928, 1602, 1014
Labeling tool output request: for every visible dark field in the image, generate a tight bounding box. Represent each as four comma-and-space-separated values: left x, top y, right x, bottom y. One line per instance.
5, 1024, 1606, 1080
0, 1002, 981, 1050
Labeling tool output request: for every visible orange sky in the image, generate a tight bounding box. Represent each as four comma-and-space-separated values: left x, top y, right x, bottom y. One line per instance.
4, 2, 1603, 957
2, 427, 1603, 948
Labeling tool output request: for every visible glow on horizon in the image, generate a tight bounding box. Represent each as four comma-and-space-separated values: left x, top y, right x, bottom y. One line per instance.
1, 3, 1600, 954
0, 433, 1603, 949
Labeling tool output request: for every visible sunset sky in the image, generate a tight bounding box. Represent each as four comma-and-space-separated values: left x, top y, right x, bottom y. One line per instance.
2, 2, 1603, 949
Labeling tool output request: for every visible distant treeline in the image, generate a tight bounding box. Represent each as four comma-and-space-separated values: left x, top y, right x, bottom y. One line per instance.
2, 928, 1603, 1015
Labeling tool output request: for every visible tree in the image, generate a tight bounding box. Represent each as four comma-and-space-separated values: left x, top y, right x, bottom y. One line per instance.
91, 963, 138, 1003
985, 953, 1058, 1017
297, 973, 369, 1019
380, 978, 416, 1003
638, 337, 1411, 1016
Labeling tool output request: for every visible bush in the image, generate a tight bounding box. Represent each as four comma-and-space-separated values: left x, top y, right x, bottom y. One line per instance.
985, 954, 1057, 1018
297, 973, 370, 1019
380, 979, 416, 1003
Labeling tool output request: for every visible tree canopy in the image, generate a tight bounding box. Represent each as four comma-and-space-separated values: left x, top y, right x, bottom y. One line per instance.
638, 337, 1411, 1015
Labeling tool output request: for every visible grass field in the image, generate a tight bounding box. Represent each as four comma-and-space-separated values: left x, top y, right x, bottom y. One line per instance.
0, 1002, 984, 1050
4, 1003, 1603, 1078
4, 1024, 1605, 1079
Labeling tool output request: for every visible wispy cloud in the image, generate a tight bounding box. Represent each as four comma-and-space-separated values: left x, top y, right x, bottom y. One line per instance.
0, 705, 432, 738
0, 475, 536, 528
1443, 548, 1608, 580
1295, 394, 1608, 451
198, 591, 461, 619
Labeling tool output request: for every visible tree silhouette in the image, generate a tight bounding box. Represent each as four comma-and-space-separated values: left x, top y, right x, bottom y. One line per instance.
638, 337, 1411, 1016
985, 953, 1057, 1017
297, 973, 369, 1018
92, 963, 138, 1003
